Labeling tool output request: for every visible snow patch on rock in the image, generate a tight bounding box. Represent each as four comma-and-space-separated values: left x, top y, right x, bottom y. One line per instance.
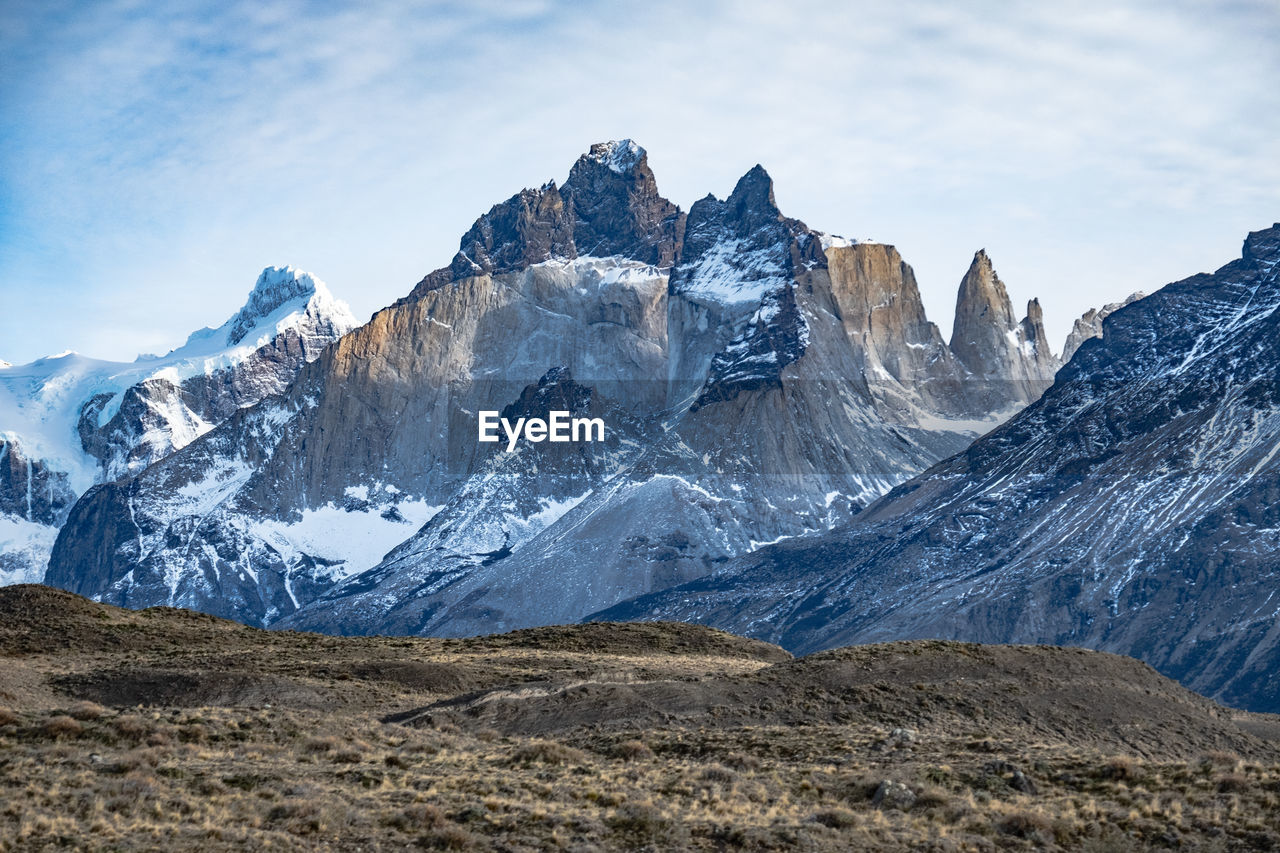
0, 514, 58, 586
250, 499, 444, 583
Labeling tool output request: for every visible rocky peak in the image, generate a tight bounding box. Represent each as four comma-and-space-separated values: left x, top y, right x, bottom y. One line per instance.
823, 243, 954, 385
561, 140, 683, 267
410, 142, 683, 300
725, 165, 779, 225
579, 139, 644, 174
825, 243, 933, 335
1023, 296, 1044, 326
225, 266, 350, 346
676, 165, 824, 299
668, 164, 824, 401
1062, 292, 1146, 362
1016, 298, 1055, 365
947, 250, 1060, 403
951, 251, 1027, 376
1242, 222, 1280, 264
451, 183, 575, 278
950, 250, 1018, 359
682, 166, 784, 257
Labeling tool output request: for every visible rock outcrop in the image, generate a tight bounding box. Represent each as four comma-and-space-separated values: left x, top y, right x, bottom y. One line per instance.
950, 250, 1058, 406
1062, 291, 1146, 361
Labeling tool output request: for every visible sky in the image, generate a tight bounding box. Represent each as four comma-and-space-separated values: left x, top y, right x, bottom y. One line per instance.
1, 0, 1278, 365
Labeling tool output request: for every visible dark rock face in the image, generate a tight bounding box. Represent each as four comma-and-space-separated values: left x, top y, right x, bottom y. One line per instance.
411, 139, 685, 300
0, 438, 75, 526
597, 224, 1280, 713
45, 481, 137, 600
693, 285, 808, 409
48, 140, 1064, 637
561, 140, 685, 268
456, 184, 576, 277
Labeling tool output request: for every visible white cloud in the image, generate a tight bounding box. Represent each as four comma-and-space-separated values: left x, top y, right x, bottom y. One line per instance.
0, 0, 1277, 362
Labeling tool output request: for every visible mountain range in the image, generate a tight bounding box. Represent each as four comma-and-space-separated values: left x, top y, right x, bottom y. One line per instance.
10, 140, 1266, 716
12, 141, 1073, 633
599, 223, 1280, 713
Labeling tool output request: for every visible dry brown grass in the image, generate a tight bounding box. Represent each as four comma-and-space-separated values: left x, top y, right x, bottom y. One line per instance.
41, 714, 83, 738
66, 700, 107, 721
1099, 755, 1143, 781
3, 585, 1280, 851
509, 739, 589, 765
5, 698, 1280, 851
612, 739, 654, 761
112, 713, 150, 741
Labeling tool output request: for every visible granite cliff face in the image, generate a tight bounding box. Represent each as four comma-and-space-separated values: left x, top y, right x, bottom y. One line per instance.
598, 224, 1280, 713
46, 141, 1062, 634
0, 267, 355, 585
950, 250, 1057, 406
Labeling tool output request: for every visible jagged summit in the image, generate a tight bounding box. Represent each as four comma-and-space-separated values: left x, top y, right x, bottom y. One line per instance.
1243, 222, 1280, 262
726, 164, 778, 215
674, 163, 821, 305
160, 265, 354, 356
226, 266, 347, 346
580, 139, 644, 174
949, 250, 1058, 395
562, 140, 683, 266
449, 183, 575, 278
414, 151, 820, 307
411, 141, 683, 297
1024, 297, 1044, 324
951, 249, 1017, 355
1018, 297, 1054, 359
1062, 291, 1145, 361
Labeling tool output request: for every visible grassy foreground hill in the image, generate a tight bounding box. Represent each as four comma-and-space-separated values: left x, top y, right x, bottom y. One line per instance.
2, 584, 1279, 851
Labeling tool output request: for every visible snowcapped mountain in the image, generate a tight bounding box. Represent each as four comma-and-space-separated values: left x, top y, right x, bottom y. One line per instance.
597, 224, 1280, 713
45, 140, 1059, 630
46, 140, 1065, 633
0, 266, 355, 584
